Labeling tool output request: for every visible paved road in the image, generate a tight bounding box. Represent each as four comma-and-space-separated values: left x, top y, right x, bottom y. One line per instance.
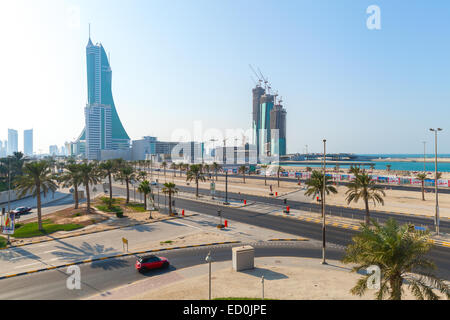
157, 183, 450, 233
143, 167, 450, 194
1, 186, 449, 300
0, 242, 345, 300
114, 186, 450, 278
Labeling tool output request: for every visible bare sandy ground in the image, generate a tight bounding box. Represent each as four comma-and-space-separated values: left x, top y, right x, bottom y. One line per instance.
92, 257, 431, 300
158, 172, 450, 218
318, 185, 450, 218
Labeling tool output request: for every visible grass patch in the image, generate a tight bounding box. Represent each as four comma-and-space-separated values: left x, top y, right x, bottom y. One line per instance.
13, 219, 84, 238
0, 237, 6, 249
213, 297, 275, 300
73, 213, 83, 217
95, 205, 123, 214
126, 203, 146, 212
160, 240, 173, 245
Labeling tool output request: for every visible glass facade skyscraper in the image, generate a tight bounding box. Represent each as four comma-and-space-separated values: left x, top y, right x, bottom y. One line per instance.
73, 35, 130, 159
24, 129, 33, 156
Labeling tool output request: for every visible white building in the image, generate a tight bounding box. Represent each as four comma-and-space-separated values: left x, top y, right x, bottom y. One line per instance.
85, 103, 112, 160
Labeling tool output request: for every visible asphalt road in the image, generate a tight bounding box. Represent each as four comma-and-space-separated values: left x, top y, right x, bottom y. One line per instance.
0, 242, 343, 300
144, 167, 450, 194
1, 184, 448, 300
115, 186, 450, 279
163, 183, 450, 233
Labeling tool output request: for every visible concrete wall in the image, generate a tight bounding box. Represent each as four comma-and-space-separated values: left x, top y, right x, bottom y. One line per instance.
0, 190, 31, 205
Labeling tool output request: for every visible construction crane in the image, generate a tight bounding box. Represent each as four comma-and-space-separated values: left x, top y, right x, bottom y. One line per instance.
249, 64, 263, 87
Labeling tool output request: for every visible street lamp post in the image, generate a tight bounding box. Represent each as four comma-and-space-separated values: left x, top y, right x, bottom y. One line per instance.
430, 128, 442, 235
205, 251, 212, 300
7, 156, 11, 245
322, 139, 327, 265
224, 171, 229, 205
422, 141, 426, 172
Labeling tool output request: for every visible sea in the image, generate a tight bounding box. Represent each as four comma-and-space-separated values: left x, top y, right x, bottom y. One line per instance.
282, 154, 450, 172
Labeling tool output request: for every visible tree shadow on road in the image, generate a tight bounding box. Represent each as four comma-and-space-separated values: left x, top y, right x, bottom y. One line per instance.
50, 240, 120, 263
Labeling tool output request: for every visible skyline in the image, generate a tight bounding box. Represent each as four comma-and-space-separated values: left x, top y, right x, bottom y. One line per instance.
1, 0, 449, 154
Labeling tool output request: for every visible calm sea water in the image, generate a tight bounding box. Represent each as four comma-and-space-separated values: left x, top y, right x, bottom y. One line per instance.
283, 154, 450, 172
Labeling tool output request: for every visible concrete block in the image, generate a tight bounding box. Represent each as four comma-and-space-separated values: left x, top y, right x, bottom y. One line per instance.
232, 245, 254, 272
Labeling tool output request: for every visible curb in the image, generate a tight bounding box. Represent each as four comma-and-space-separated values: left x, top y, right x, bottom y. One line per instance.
277, 213, 362, 231
277, 213, 450, 249
429, 239, 450, 248
1, 214, 198, 250
267, 238, 309, 242
0, 241, 242, 281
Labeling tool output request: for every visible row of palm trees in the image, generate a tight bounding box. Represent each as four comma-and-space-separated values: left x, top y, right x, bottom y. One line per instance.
305, 166, 386, 225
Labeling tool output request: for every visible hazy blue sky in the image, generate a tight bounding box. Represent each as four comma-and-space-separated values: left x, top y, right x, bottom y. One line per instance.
1, 0, 449, 154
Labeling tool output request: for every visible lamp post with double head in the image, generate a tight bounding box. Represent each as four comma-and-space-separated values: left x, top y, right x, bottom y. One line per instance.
322, 139, 327, 265
430, 128, 442, 235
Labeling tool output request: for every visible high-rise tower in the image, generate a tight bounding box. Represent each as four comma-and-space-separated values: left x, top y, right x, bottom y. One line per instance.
259, 94, 275, 156
7, 129, 18, 156
270, 104, 287, 156
74, 32, 130, 159
252, 85, 265, 159
24, 129, 33, 156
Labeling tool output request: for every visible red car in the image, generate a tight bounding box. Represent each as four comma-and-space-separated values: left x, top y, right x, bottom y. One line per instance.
135, 255, 169, 272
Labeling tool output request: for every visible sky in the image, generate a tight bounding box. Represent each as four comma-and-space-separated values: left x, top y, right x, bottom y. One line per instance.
0, 0, 449, 155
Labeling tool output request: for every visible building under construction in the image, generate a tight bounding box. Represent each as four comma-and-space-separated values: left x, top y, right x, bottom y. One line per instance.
250, 66, 287, 160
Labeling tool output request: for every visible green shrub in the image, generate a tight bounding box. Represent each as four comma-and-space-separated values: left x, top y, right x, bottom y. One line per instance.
0, 237, 6, 249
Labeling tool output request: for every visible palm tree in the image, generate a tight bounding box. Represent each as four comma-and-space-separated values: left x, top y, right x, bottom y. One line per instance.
369, 163, 375, 172
349, 165, 361, 175
345, 171, 385, 225
212, 162, 220, 181
137, 180, 152, 218
416, 173, 427, 201
178, 162, 184, 177
162, 182, 179, 216
186, 164, 206, 197
159, 161, 167, 182
59, 163, 83, 209
276, 166, 283, 187
99, 160, 117, 202
15, 161, 58, 231
170, 163, 177, 178
261, 165, 268, 186
115, 166, 135, 204
386, 164, 392, 172
305, 170, 338, 215
343, 218, 450, 300
78, 162, 101, 213
238, 165, 247, 183
137, 170, 147, 182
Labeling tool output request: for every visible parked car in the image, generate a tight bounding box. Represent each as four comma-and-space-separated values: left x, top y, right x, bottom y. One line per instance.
135, 255, 169, 272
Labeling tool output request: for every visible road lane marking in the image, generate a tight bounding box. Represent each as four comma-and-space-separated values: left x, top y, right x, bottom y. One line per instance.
14, 262, 42, 269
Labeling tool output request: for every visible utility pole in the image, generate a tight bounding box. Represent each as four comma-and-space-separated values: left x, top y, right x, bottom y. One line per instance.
422, 141, 426, 172
7, 156, 11, 245
430, 128, 442, 235
205, 251, 212, 300
224, 171, 229, 205
321, 139, 327, 265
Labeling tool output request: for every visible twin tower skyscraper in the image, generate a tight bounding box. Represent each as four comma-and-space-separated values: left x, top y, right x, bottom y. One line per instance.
71, 34, 130, 160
